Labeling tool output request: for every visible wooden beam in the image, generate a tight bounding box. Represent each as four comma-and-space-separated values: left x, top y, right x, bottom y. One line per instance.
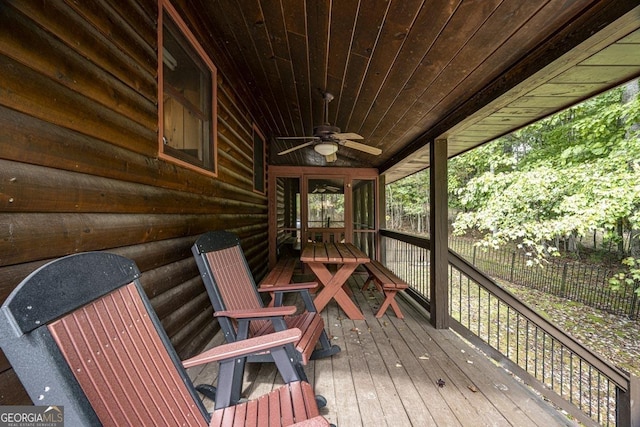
429, 139, 449, 329
377, 174, 386, 262
268, 167, 278, 268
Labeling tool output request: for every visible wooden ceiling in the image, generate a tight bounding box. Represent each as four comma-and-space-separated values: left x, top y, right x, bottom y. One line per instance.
196, 0, 640, 182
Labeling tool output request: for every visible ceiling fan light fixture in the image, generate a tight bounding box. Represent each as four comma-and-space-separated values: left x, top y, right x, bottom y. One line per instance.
314, 142, 338, 156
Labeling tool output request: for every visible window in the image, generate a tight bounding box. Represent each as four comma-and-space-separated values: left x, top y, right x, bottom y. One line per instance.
307, 178, 345, 229
253, 125, 266, 194
159, 1, 217, 176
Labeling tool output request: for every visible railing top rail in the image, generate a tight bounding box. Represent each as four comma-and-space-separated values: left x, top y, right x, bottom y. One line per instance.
380, 229, 631, 391
381, 229, 430, 248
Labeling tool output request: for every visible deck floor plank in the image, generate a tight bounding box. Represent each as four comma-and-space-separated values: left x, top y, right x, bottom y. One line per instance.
314, 303, 338, 425
400, 295, 574, 427
356, 276, 468, 426
338, 278, 412, 426
337, 308, 389, 426
431, 327, 557, 426
324, 295, 363, 426
352, 275, 438, 426
188, 275, 576, 426
385, 297, 513, 426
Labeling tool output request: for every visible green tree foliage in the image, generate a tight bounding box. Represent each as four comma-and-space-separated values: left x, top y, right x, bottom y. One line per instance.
387, 172, 430, 232
450, 81, 640, 290
308, 192, 345, 227
610, 257, 640, 294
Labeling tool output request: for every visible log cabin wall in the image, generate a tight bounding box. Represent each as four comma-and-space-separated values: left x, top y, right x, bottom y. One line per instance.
0, 0, 269, 404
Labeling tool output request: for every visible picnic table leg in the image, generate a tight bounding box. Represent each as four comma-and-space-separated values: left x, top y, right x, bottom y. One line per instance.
376, 290, 405, 319
342, 279, 353, 296
361, 276, 382, 292
307, 262, 364, 320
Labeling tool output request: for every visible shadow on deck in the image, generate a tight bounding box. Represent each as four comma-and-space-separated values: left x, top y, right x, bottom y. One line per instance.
187, 273, 576, 427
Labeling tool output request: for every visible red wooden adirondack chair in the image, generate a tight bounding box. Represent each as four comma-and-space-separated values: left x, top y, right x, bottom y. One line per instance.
0, 252, 332, 427
192, 231, 341, 375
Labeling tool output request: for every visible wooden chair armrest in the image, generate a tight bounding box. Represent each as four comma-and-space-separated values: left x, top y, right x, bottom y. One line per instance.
182, 328, 302, 368
214, 306, 297, 318
261, 283, 319, 313
258, 281, 319, 292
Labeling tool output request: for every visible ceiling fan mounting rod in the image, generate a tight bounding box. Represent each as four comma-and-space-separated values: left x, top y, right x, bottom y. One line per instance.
323, 92, 334, 125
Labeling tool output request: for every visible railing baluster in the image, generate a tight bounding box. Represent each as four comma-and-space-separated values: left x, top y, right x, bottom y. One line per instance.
559, 345, 564, 401
590, 362, 596, 418
597, 373, 602, 425
550, 338, 555, 391
579, 359, 584, 412
504, 304, 509, 357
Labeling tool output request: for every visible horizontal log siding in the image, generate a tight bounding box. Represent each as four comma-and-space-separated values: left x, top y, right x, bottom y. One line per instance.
0, 0, 269, 404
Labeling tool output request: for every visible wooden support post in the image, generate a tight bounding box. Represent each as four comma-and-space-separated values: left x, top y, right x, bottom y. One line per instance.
378, 174, 386, 263
429, 139, 449, 329
617, 372, 639, 427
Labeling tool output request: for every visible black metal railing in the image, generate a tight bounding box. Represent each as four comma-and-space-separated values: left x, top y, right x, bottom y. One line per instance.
448, 237, 639, 319
379, 229, 638, 427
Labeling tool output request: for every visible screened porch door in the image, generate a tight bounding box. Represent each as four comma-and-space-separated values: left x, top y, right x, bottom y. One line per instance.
268, 166, 379, 267
305, 177, 346, 244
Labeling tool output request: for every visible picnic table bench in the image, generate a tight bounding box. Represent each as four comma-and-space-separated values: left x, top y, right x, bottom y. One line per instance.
362, 260, 409, 319
261, 257, 297, 287
259, 257, 317, 311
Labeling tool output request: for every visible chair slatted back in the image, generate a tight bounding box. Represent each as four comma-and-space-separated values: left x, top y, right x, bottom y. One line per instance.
204, 246, 266, 336
192, 231, 340, 372
0, 252, 209, 427
49, 283, 207, 427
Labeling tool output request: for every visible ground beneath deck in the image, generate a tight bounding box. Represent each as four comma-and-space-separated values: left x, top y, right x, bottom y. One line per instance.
187, 272, 575, 426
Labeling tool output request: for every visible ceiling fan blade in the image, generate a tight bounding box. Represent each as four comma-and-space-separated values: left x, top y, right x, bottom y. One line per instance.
278, 141, 315, 155
342, 140, 382, 155
333, 132, 363, 140
276, 136, 319, 140
325, 152, 337, 163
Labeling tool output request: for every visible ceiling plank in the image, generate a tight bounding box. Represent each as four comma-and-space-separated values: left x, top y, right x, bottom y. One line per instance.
356, 0, 461, 142
194, 0, 640, 179
394, 0, 556, 143
254, 0, 299, 135
287, 32, 313, 136
345, 0, 425, 135
210, 0, 283, 132
550, 65, 640, 84
326, 0, 359, 124
282, 0, 313, 137
306, 0, 330, 126
381, 1, 640, 176
334, 0, 390, 131
235, 0, 293, 135
371, 0, 504, 152
260, 0, 305, 136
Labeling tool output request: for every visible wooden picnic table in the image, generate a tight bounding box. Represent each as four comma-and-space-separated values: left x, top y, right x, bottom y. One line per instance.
300, 242, 370, 320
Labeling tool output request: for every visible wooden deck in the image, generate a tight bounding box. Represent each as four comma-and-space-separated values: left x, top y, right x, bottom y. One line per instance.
187, 273, 575, 426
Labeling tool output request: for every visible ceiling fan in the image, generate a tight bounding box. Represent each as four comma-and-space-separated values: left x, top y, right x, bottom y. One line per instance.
312, 183, 341, 193
277, 92, 382, 162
